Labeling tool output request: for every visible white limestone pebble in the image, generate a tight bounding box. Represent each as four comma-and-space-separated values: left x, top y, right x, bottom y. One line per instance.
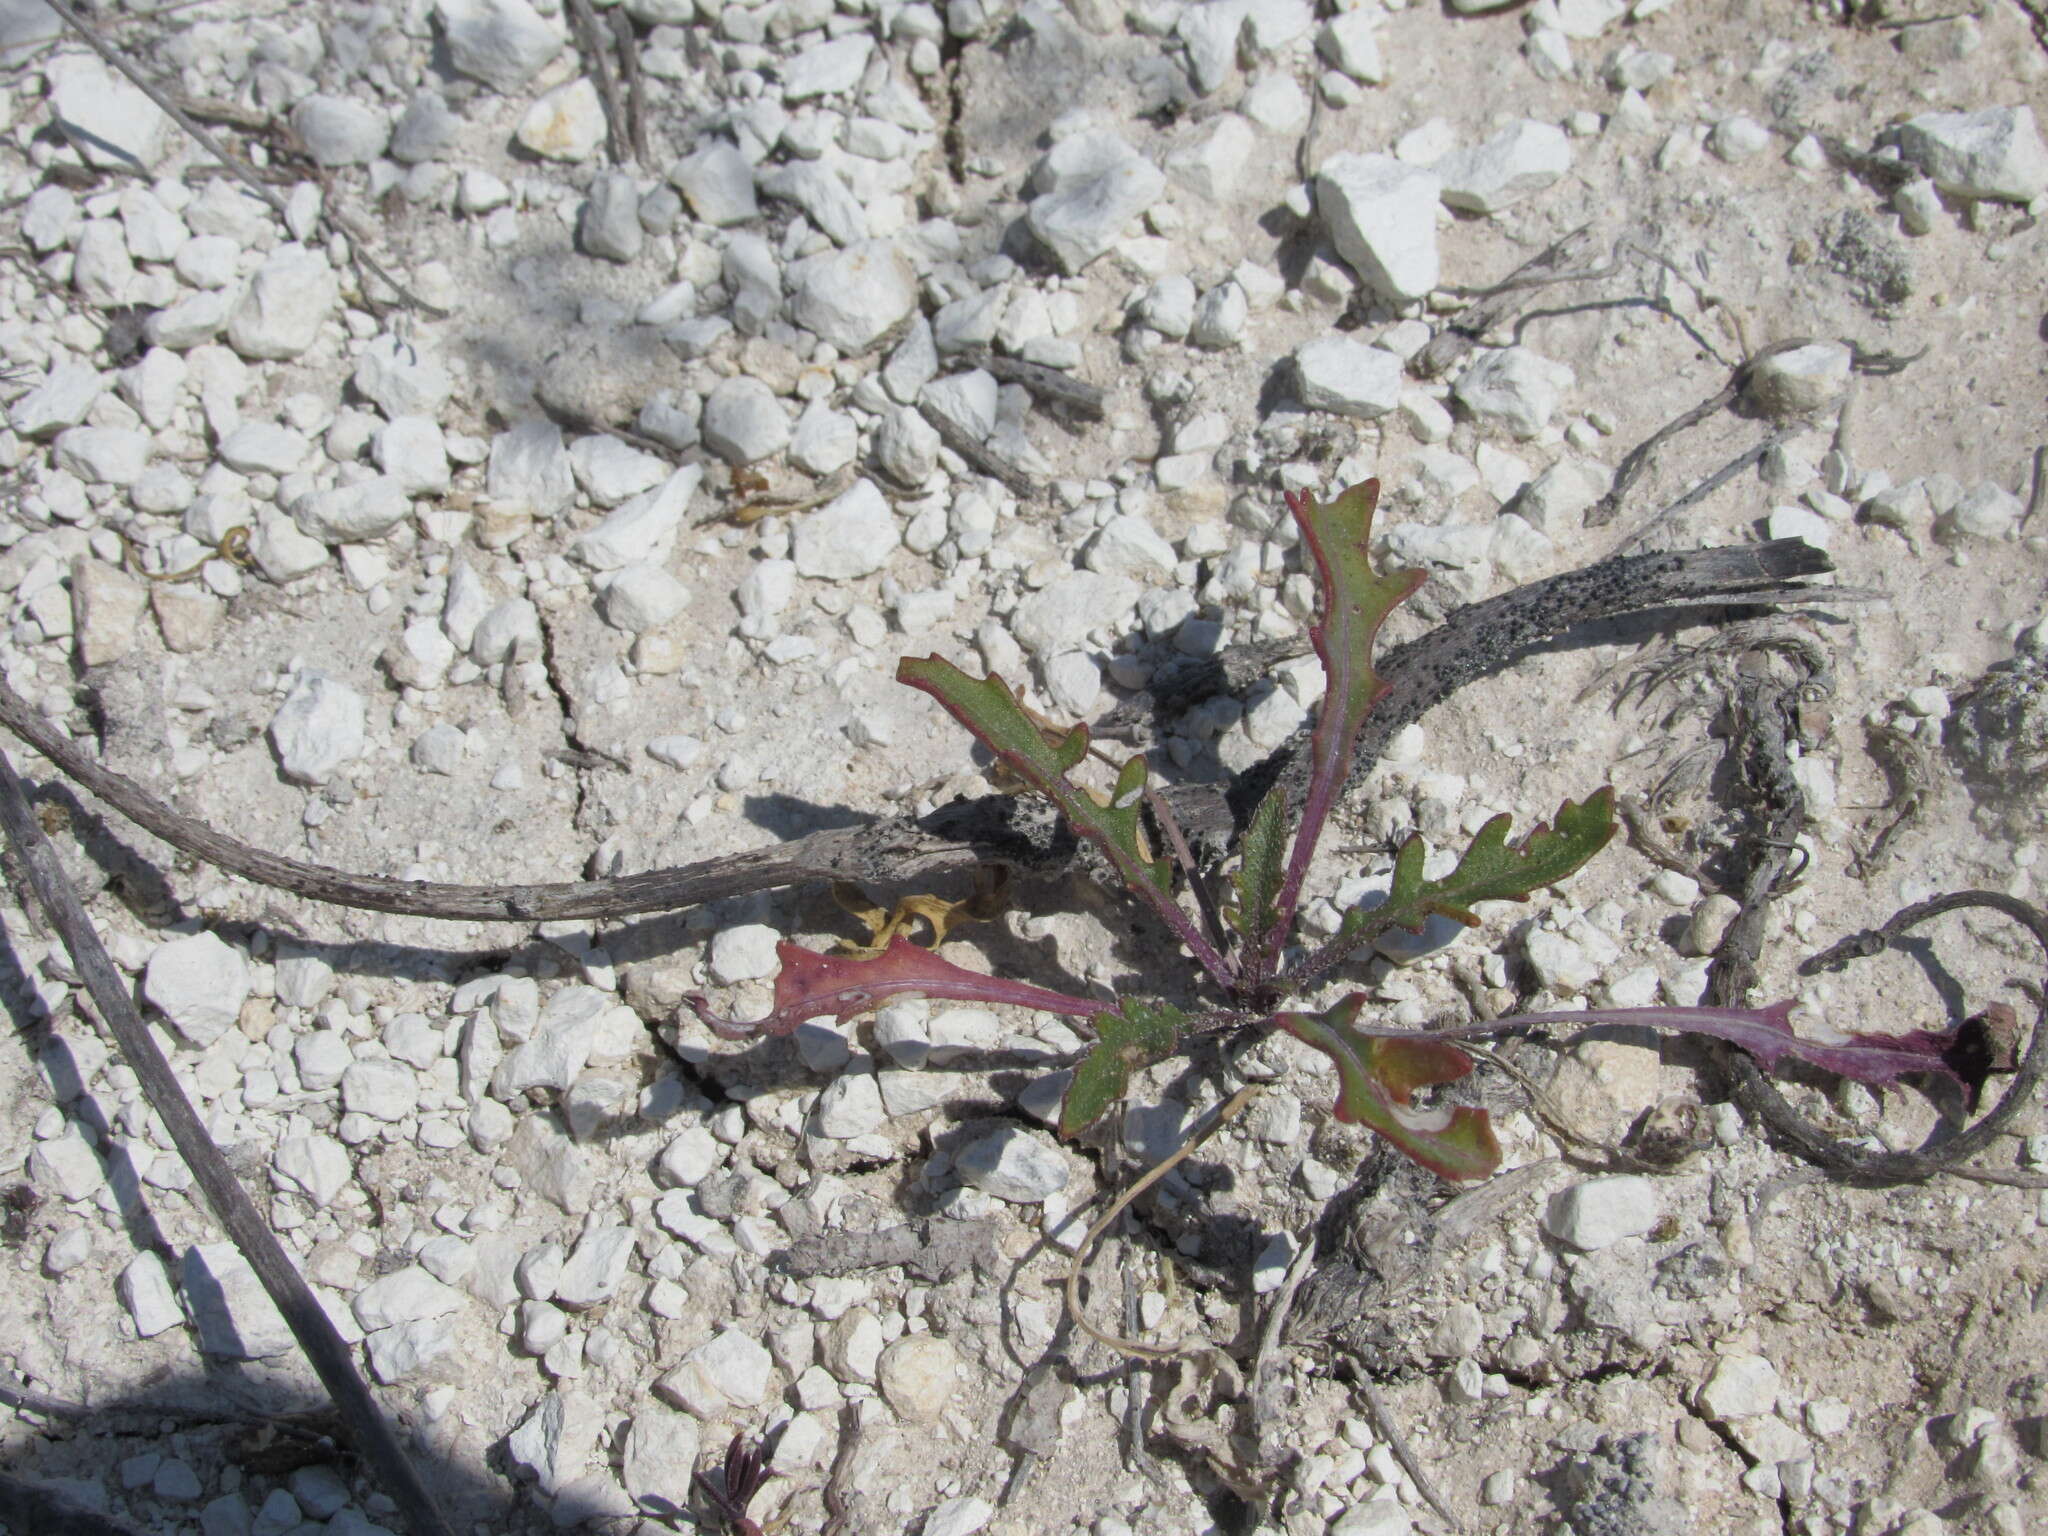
491, 986, 616, 1096
955, 1126, 1067, 1202
661, 1328, 773, 1411
789, 240, 918, 354
813, 1073, 886, 1138
290, 95, 390, 167
670, 141, 759, 225
11, 359, 103, 436
272, 1135, 352, 1205
1293, 336, 1403, 418
622, 1408, 702, 1513
1710, 115, 1771, 161
1435, 120, 1571, 213
1746, 342, 1852, 417
54, 426, 150, 485
580, 170, 643, 262
1699, 1352, 1781, 1420
410, 722, 466, 774
600, 563, 689, 632
220, 422, 311, 475
119, 1252, 184, 1337
570, 466, 698, 569
44, 1227, 93, 1276
341, 1059, 418, 1121
791, 402, 858, 475
1894, 106, 2048, 202
28, 1132, 101, 1201
516, 77, 607, 163
710, 924, 782, 984
440, 0, 564, 93
268, 671, 367, 786
555, 1226, 635, 1308
702, 376, 790, 464
1315, 153, 1441, 301
227, 244, 337, 361
488, 421, 576, 518
47, 56, 173, 172
569, 436, 672, 508
1011, 571, 1139, 658
143, 932, 249, 1048
354, 334, 454, 418
71, 558, 147, 668
1026, 131, 1167, 274
1453, 346, 1574, 438
353, 1266, 465, 1329
1542, 1175, 1660, 1251
877, 1334, 958, 1422
505, 1390, 601, 1495
375, 417, 452, 496
924, 1498, 996, 1536
781, 33, 872, 100
1318, 13, 1383, 82
181, 1242, 294, 1358
792, 477, 900, 580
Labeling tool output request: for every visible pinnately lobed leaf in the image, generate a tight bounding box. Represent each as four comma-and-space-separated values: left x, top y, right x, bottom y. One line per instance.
1276, 995, 1502, 1181
1322, 791, 1619, 971
1262, 481, 1426, 969
1059, 998, 1187, 1136
897, 655, 1230, 982
685, 935, 1108, 1038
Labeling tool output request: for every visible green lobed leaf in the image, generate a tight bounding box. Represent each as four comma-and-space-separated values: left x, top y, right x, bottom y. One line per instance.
1275, 995, 1501, 1181
1335, 788, 1619, 954
897, 656, 1240, 982
1229, 783, 1290, 945
1060, 999, 1187, 1136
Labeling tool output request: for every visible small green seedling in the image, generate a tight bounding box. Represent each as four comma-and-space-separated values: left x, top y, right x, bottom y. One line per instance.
692, 480, 1973, 1180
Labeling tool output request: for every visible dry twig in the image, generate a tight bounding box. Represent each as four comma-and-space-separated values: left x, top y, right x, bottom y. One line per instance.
1064, 1085, 1259, 1361
0, 757, 459, 1536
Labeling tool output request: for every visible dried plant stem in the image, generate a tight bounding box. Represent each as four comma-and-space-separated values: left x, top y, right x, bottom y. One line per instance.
1352, 1373, 1460, 1532
1064, 1085, 1259, 1361
0, 755, 458, 1536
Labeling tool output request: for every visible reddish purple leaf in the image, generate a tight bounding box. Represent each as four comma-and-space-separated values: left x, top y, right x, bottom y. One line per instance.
686, 935, 1109, 1038
1486, 1002, 1966, 1087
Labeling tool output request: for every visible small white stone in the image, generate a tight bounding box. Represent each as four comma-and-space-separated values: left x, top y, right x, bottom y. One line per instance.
515, 78, 607, 162
440, 0, 565, 94
226, 244, 336, 362
268, 672, 366, 785
792, 478, 900, 580
924, 1497, 996, 1536
143, 932, 249, 1047
341, 1059, 419, 1122
1435, 120, 1571, 213
710, 924, 783, 984
1453, 347, 1574, 438
1316, 153, 1441, 302
955, 1126, 1067, 1202
353, 1266, 465, 1329
119, 1252, 184, 1337
1894, 106, 2048, 203
1698, 1351, 1781, 1420
1293, 336, 1403, 418
1747, 342, 1852, 417
1542, 1175, 1660, 1251
1026, 131, 1166, 274
813, 1073, 886, 1138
